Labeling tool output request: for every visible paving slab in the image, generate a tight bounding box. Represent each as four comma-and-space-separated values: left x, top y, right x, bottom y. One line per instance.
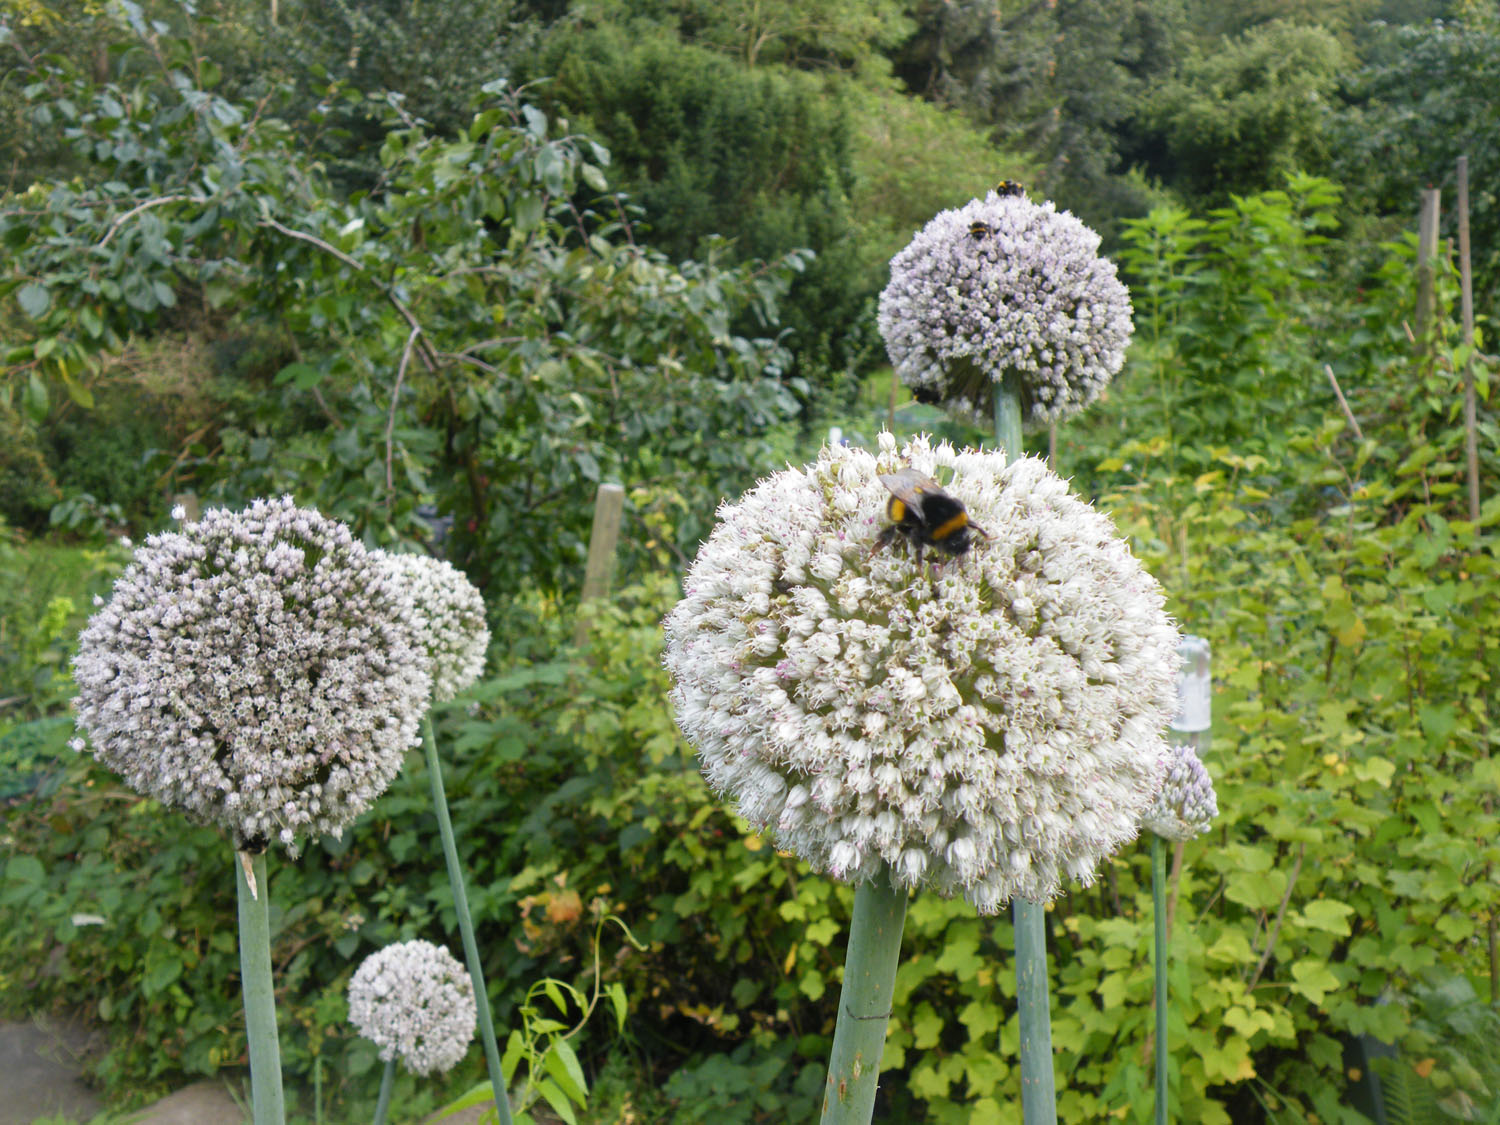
0, 1016, 103, 1125
0, 1018, 244, 1125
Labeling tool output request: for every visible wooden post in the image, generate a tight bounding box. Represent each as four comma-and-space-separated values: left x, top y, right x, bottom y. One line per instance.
1457, 157, 1480, 524
573, 482, 625, 647
1458, 155, 1497, 1006
1414, 188, 1441, 361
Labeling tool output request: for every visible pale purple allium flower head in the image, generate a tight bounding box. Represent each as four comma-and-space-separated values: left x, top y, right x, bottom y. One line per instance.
348, 939, 476, 1076
878, 189, 1133, 428
377, 552, 489, 703
1142, 742, 1218, 841
663, 434, 1180, 911
71, 497, 431, 855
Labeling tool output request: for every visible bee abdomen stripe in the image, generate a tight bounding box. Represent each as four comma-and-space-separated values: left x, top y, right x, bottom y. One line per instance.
932, 512, 969, 541
888, 499, 908, 522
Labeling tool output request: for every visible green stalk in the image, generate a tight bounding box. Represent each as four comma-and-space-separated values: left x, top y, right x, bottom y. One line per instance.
423, 715, 513, 1125
994, 371, 1024, 464
372, 1057, 395, 1125
820, 868, 909, 1124
995, 372, 1057, 1124
1013, 899, 1058, 1124
1152, 834, 1176, 1125
234, 849, 286, 1125
1152, 832, 1169, 1125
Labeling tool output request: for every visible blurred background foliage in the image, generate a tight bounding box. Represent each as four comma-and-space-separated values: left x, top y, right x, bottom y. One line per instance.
1, 0, 1497, 1120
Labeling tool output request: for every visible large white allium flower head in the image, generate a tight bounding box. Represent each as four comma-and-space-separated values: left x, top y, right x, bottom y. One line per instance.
663, 434, 1180, 912
376, 552, 489, 703
348, 939, 476, 1076
877, 187, 1133, 428
1142, 741, 1218, 841
71, 497, 432, 855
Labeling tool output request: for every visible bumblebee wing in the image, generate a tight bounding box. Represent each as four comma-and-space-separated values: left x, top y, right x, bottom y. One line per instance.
879, 470, 941, 524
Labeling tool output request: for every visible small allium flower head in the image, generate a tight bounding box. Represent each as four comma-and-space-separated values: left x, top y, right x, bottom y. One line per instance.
877, 189, 1133, 428
663, 435, 1180, 911
377, 552, 489, 703
72, 497, 431, 855
1142, 742, 1218, 841
348, 939, 476, 1076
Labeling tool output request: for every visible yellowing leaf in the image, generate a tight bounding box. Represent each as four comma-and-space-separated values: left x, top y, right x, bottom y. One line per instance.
1222, 1006, 1276, 1038
1297, 899, 1355, 935
1353, 757, 1396, 787
1289, 960, 1341, 1004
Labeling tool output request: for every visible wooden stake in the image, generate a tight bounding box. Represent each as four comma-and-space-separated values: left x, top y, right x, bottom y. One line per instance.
573, 482, 625, 647
1415, 189, 1441, 361
1457, 157, 1480, 524
1458, 155, 1497, 1007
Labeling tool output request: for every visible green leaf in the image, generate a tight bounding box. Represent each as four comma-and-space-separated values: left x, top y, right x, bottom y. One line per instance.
17, 282, 50, 318
534, 1078, 577, 1125
142, 955, 183, 996
274, 362, 323, 389
5, 855, 45, 884
1288, 960, 1340, 1004
1296, 899, 1355, 935
544, 1039, 588, 1103
607, 982, 627, 1029
580, 163, 608, 192
1352, 756, 1395, 787
514, 194, 544, 232
23, 372, 48, 423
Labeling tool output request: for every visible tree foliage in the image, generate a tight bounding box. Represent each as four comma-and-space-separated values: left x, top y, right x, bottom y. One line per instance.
0, 19, 809, 591
1336, 12, 1500, 302
1134, 20, 1347, 204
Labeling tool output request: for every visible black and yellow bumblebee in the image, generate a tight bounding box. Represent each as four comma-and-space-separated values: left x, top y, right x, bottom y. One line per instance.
994, 178, 1025, 198
968, 219, 991, 239
872, 469, 991, 565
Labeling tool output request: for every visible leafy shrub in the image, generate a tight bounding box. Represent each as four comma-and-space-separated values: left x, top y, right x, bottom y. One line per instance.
0, 401, 60, 527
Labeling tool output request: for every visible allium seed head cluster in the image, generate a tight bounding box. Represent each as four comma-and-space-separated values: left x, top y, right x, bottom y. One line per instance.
71, 497, 431, 855
348, 939, 476, 1076
878, 189, 1133, 428
377, 552, 489, 703
663, 434, 1180, 911
1142, 742, 1218, 841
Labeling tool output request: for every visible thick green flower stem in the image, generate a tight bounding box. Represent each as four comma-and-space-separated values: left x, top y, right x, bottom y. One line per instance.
1151, 833, 1169, 1125
1013, 899, 1057, 1124
234, 849, 286, 1125
994, 370, 1057, 1123
821, 870, 909, 1124
372, 1057, 395, 1125
423, 715, 513, 1125
994, 370, 1024, 463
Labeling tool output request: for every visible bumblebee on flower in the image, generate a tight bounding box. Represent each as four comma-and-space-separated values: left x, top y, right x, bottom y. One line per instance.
664, 433, 1181, 913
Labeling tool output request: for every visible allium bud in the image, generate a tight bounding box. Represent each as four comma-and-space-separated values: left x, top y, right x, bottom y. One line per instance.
377, 552, 489, 703
1142, 742, 1218, 841
71, 497, 431, 855
348, 939, 476, 1076
663, 434, 1180, 912
877, 189, 1133, 427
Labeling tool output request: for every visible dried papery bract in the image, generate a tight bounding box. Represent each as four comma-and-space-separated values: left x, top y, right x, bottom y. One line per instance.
878, 189, 1133, 428
349, 939, 478, 1077
72, 496, 432, 854
663, 433, 1180, 913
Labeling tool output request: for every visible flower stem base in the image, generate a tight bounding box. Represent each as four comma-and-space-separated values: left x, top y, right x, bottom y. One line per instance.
235, 849, 285, 1125
821, 870, 908, 1124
